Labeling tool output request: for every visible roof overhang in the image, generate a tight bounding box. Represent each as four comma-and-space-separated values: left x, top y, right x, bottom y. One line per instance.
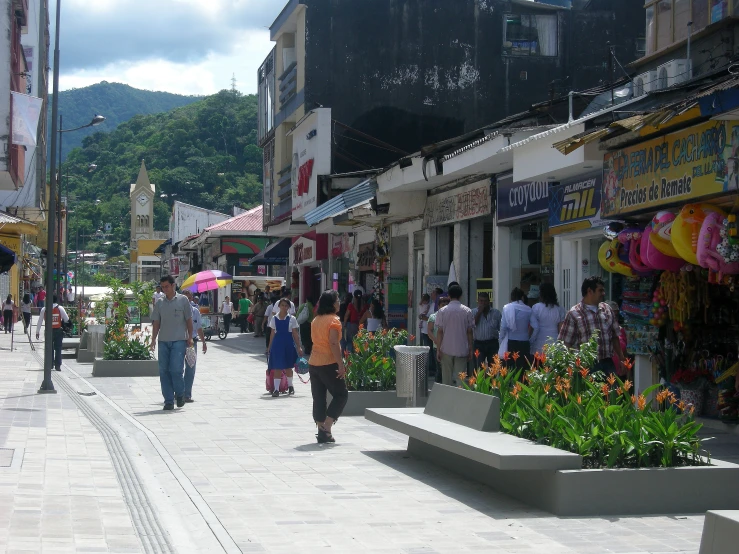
265, 218, 309, 238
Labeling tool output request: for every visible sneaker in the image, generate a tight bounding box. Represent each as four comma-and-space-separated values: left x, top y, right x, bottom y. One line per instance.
271, 390, 280, 397
288, 386, 295, 395
163, 404, 174, 411
185, 398, 194, 403
176, 396, 185, 407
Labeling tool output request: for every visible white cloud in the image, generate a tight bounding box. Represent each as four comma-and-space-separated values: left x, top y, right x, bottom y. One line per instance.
60, 29, 273, 96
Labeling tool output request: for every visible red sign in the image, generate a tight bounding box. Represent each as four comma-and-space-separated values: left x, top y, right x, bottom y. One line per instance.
169, 258, 180, 276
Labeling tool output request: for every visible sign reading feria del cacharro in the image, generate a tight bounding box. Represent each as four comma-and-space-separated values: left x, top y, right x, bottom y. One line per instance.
602, 120, 739, 217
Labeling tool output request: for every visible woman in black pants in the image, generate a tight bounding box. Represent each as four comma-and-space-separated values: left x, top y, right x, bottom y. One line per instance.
309, 290, 348, 444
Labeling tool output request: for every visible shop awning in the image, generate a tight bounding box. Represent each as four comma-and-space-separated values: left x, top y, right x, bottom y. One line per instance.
304, 179, 377, 227
0, 243, 17, 273
248, 238, 291, 265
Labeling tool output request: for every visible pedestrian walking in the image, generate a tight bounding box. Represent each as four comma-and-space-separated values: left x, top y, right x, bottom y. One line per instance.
472, 292, 501, 365
558, 276, 625, 376
237, 292, 252, 332
530, 282, 566, 355
35, 295, 69, 371
499, 288, 533, 370
183, 291, 207, 402
263, 297, 276, 350
343, 289, 367, 351
36, 286, 46, 309
221, 296, 234, 337
20, 293, 32, 334
252, 294, 267, 338
149, 275, 194, 411
66, 287, 75, 306
296, 296, 315, 356
152, 285, 165, 306
434, 284, 475, 385
3, 295, 15, 334
309, 290, 348, 444
427, 296, 450, 383
360, 298, 387, 332
273, 290, 295, 315
267, 298, 303, 397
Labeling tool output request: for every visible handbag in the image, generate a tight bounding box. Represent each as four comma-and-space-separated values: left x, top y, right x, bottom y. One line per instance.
247, 313, 255, 324
294, 357, 310, 384
185, 345, 197, 367
296, 304, 310, 325
265, 370, 289, 392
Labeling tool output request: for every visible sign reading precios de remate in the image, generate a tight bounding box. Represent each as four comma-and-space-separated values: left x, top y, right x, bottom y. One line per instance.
602, 120, 739, 217
496, 174, 550, 224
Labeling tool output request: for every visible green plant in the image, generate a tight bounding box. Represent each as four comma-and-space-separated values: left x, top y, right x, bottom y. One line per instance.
461, 335, 708, 469
96, 276, 153, 361
346, 327, 412, 391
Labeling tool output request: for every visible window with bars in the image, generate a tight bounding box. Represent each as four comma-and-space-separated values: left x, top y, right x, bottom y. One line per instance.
503, 13, 558, 57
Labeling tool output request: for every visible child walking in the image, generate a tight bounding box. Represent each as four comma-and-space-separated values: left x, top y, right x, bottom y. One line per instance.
267, 298, 303, 397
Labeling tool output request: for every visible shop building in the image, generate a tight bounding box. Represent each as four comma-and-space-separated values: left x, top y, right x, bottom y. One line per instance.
0, 212, 36, 302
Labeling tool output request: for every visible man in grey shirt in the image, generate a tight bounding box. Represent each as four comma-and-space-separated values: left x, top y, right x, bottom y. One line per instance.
150, 275, 193, 410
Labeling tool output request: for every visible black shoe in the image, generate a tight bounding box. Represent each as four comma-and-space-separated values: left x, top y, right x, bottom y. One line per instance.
288, 386, 295, 395
271, 390, 280, 397
163, 404, 174, 411
317, 428, 335, 444
185, 398, 194, 403
176, 396, 185, 407
55, 368, 61, 372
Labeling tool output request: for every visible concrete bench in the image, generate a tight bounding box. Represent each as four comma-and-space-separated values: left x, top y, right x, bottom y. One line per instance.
365, 384, 581, 471
700, 511, 739, 553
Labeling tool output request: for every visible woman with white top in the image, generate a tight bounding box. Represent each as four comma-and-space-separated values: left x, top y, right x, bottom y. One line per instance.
3, 294, 15, 334
267, 298, 304, 397
529, 282, 566, 356
360, 298, 387, 332
221, 296, 234, 337
20, 293, 33, 334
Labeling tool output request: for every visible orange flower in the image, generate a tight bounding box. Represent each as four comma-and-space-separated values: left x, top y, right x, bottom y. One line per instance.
359, 324, 365, 330
575, 358, 582, 368
637, 395, 647, 410
616, 387, 623, 395
579, 368, 589, 379
511, 383, 522, 399
600, 384, 610, 396
371, 355, 378, 362
622, 380, 633, 392
474, 349, 480, 359
492, 379, 499, 389
606, 374, 616, 386
468, 376, 477, 387
566, 366, 573, 377
493, 354, 501, 365
458, 372, 467, 383
689, 406, 695, 415
678, 401, 687, 412
540, 354, 547, 364
555, 383, 564, 394
409, 334, 415, 341
631, 395, 637, 405
512, 352, 520, 362
543, 384, 551, 393
503, 352, 511, 361
382, 329, 388, 336
656, 389, 669, 404
546, 403, 553, 414
623, 358, 634, 371
576, 394, 582, 404
668, 392, 677, 405
500, 367, 508, 377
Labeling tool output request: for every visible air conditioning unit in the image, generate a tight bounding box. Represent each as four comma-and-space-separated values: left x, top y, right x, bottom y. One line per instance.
656, 59, 692, 90
634, 70, 659, 96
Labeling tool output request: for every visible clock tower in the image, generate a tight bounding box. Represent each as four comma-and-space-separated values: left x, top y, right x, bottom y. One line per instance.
129, 160, 155, 250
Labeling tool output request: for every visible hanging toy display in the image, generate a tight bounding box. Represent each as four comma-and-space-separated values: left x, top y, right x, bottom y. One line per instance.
641, 215, 688, 272
671, 204, 727, 266
697, 212, 739, 282
598, 239, 636, 277
649, 286, 668, 327
650, 211, 681, 257
618, 226, 653, 275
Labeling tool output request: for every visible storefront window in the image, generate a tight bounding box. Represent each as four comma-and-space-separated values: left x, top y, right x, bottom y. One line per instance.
645, 5, 656, 55
509, 221, 554, 305
656, 0, 673, 51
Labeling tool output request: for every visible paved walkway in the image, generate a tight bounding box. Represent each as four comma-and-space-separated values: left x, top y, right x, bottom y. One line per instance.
1, 327, 729, 553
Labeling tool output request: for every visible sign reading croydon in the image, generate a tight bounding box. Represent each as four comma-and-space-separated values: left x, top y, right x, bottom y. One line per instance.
602, 120, 739, 217
496, 174, 550, 223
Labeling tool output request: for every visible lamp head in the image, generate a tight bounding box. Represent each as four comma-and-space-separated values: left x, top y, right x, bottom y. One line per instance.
90, 115, 105, 126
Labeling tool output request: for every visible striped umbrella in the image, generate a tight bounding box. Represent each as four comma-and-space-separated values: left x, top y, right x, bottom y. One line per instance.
180, 270, 233, 293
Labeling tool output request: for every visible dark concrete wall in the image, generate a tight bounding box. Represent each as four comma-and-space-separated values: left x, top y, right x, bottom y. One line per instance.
302, 0, 643, 172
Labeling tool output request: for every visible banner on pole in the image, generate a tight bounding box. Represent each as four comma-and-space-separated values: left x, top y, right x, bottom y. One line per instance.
11, 92, 43, 147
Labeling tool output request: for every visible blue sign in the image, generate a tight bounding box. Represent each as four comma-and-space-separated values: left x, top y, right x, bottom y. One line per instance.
548, 173, 607, 235
496, 175, 550, 224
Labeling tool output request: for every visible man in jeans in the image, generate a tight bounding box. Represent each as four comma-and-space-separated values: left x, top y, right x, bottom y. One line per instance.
150, 275, 193, 410
434, 284, 475, 385
183, 290, 207, 403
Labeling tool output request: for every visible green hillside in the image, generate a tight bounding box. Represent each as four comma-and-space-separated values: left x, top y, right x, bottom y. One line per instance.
63, 90, 263, 258
51, 81, 202, 160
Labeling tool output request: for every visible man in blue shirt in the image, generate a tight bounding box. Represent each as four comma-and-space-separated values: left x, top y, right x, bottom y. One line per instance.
499, 287, 533, 370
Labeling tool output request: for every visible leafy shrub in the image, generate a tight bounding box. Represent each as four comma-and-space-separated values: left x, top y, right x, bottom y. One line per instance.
98, 276, 153, 361
461, 334, 708, 469
346, 327, 412, 391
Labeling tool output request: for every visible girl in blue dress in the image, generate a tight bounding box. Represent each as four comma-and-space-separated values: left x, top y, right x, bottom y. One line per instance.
267, 298, 303, 397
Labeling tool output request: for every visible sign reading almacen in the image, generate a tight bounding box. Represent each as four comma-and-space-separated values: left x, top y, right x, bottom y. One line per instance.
602, 120, 739, 217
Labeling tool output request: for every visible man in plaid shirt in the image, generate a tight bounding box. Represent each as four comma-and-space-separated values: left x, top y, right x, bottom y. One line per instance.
558, 276, 624, 375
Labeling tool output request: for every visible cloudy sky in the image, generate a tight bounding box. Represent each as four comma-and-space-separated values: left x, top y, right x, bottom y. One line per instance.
55, 0, 279, 95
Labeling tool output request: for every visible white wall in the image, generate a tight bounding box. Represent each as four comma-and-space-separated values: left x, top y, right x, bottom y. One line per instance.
291, 107, 331, 220
171, 203, 229, 245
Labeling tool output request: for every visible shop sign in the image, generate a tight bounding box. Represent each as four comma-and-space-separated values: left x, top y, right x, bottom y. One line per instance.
496, 174, 550, 224
169, 257, 180, 276
331, 233, 353, 257
291, 109, 332, 220
548, 173, 611, 235
291, 237, 316, 266
357, 242, 375, 271
602, 120, 739, 217
423, 179, 491, 228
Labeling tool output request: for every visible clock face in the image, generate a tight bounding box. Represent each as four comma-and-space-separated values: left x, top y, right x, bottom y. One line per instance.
137, 193, 148, 206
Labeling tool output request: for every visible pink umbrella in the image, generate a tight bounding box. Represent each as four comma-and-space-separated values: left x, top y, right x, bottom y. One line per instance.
181, 270, 233, 293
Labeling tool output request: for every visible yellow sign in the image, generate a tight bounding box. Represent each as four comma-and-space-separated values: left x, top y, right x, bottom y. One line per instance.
602, 120, 739, 217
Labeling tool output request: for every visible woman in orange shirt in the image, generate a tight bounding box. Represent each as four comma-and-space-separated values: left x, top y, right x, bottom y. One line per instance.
309, 290, 348, 444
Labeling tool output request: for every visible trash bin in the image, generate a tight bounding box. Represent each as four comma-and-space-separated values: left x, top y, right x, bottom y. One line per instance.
394, 345, 430, 407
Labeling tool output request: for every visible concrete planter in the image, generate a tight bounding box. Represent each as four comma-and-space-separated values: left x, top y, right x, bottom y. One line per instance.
92, 359, 159, 377
330, 390, 413, 417
409, 440, 739, 516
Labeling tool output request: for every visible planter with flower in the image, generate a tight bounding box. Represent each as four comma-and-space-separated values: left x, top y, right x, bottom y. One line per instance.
338, 326, 416, 415
92, 277, 158, 377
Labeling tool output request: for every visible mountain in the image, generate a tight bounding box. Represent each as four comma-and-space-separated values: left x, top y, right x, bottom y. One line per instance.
63, 90, 263, 258
50, 82, 202, 161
